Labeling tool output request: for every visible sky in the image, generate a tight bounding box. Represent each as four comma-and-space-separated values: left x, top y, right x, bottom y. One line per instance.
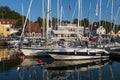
0, 0, 120, 24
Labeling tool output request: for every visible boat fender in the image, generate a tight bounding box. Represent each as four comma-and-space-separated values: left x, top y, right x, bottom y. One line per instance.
87, 50, 90, 55
74, 50, 77, 55
38, 59, 42, 63
19, 55, 24, 60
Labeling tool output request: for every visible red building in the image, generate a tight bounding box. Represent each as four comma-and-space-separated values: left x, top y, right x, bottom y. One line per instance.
24, 21, 42, 37
0, 19, 17, 25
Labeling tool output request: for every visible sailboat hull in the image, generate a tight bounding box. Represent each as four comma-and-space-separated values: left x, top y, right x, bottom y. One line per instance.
49, 53, 109, 60
48, 47, 109, 60
20, 47, 48, 56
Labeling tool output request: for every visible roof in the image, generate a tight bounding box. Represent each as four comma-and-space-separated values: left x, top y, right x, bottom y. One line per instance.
90, 22, 99, 30
107, 31, 116, 36
0, 19, 18, 24
116, 30, 120, 36
25, 21, 41, 33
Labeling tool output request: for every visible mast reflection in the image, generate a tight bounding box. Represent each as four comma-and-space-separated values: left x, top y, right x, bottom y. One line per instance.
17, 57, 110, 80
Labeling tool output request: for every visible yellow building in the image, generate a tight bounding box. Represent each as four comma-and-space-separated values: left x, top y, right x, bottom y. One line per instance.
0, 24, 10, 37
0, 48, 8, 58
0, 19, 18, 37
116, 30, 120, 37
107, 30, 116, 36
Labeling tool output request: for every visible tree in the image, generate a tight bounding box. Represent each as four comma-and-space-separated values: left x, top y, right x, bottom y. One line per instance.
35, 17, 43, 27
73, 18, 78, 25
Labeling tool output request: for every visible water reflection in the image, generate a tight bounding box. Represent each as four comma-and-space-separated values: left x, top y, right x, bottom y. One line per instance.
0, 48, 8, 59
17, 57, 111, 80
0, 48, 19, 61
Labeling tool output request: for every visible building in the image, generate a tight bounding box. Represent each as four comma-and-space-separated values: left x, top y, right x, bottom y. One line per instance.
90, 22, 106, 36
52, 24, 86, 41
96, 26, 106, 35
0, 19, 18, 37
24, 21, 42, 37
117, 30, 120, 37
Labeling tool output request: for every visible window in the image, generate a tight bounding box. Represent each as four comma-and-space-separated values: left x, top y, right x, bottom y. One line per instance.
7, 28, 10, 31
7, 21, 9, 24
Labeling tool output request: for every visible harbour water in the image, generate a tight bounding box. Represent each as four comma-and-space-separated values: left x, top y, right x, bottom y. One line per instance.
0, 48, 120, 80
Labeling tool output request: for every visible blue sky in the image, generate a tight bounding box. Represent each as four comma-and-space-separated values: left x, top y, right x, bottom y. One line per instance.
0, 0, 120, 24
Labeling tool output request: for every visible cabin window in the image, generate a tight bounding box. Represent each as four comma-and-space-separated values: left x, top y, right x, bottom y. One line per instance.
7, 28, 10, 31
7, 21, 9, 24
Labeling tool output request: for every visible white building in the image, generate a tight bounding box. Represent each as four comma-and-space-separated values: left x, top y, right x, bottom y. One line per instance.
52, 24, 85, 41
96, 26, 106, 35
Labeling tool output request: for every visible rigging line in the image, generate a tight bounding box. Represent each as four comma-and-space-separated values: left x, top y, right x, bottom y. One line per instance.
44, 0, 47, 14
71, 1, 77, 23
107, 0, 110, 9
57, 0, 60, 25
111, 0, 114, 29
102, 0, 110, 26
62, 8, 67, 20
21, 3, 24, 26
89, 0, 99, 37
59, 0, 67, 21
78, 0, 80, 27
99, 0, 102, 26
109, 0, 114, 43
60, 0, 77, 23
112, 6, 120, 31
91, 0, 99, 24
87, 1, 91, 21
81, 0, 82, 24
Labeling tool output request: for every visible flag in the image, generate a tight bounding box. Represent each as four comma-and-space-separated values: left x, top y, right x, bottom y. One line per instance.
95, 3, 98, 16
68, 5, 71, 12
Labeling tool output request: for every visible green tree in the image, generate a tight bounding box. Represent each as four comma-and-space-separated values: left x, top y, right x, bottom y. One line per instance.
35, 17, 43, 27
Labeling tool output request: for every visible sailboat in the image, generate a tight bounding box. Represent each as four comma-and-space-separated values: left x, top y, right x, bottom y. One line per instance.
97, 0, 120, 52
47, 0, 109, 60
20, 0, 50, 57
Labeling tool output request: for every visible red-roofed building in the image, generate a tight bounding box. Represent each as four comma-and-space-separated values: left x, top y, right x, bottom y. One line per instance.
0, 19, 18, 37
24, 21, 42, 37
0, 19, 17, 25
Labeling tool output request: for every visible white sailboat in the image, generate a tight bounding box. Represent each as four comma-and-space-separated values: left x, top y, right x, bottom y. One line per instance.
97, 0, 120, 52
47, 0, 109, 60
48, 47, 109, 60
20, 0, 49, 56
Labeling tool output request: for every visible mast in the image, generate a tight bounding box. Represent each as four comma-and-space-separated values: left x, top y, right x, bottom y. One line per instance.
60, 6, 63, 27
46, 0, 50, 40
111, 0, 113, 30
99, 0, 102, 26
20, 0, 33, 42
112, 6, 120, 34
98, 0, 102, 46
80, 0, 82, 27
42, 0, 45, 38
57, 0, 60, 25
78, 0, 80, 27
109, 0, 114, 43
50, 0, 52, 29
21, 3, 24, 27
